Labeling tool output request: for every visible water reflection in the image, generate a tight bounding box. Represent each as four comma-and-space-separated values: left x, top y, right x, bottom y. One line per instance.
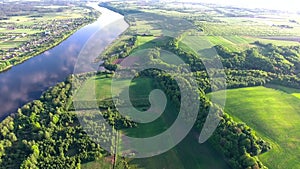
0, 4, 128, 119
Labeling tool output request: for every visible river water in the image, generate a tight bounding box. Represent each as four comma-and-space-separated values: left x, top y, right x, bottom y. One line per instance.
0, 3, 128, 119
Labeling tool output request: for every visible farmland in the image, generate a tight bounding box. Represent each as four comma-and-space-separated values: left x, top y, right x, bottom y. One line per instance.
211, 86, 300, 169
105, 0, 300, 54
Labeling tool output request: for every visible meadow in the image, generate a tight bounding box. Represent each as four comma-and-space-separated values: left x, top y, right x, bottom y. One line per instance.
181, 35, 299, 53
81, 158, 113, 169
211, 86, 300, 169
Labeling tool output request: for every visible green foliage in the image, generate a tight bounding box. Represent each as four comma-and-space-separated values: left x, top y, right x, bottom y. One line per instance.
0, 76, 116, 168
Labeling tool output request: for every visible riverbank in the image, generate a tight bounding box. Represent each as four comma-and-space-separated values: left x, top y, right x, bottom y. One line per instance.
0, 5, 101, 73
0, 3, 128, 120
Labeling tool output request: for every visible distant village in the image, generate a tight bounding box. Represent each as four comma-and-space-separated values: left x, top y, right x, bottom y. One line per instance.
0, 17, 94, 61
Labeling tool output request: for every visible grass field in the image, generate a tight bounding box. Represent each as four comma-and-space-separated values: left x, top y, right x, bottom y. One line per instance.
266, 84, 300, 99
211, 86, 300, 169
74, 74, 153, 102
202, 22, 300, 37
181, 35, 299, 53
81, 157, 113, 169
128, 133, 230, 169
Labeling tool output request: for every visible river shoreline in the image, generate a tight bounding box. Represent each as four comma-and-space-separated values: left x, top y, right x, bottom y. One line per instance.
0, 5, 100, 73
0, 3, 128, 120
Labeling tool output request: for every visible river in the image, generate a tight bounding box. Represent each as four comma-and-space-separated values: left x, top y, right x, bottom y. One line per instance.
0, 3, 128, 119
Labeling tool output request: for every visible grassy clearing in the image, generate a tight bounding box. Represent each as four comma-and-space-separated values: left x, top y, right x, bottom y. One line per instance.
129, 133, 230, 169
132, 36, 157, 51
131, 36, 170, 53
75, 74, 129, 101
81, 157, 112, 169
211, 86, 300, 169
75, 74, 154, 102
136, 36, 156, 46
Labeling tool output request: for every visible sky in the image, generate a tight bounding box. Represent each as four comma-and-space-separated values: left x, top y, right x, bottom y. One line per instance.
178, 0, 300, 12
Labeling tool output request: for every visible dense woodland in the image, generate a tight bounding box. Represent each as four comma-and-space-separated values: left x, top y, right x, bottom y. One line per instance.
0, 74, 133, 169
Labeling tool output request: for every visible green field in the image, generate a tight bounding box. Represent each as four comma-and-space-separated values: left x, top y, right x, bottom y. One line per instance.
211, 86, 300, 169
181, 35, 299, 53
75, 74, 153, 102
136, 36, 156, 46
128, 133, 230, 169
202, 22, 300, 36
266, 84, 300, 99
81, 158, 113, 169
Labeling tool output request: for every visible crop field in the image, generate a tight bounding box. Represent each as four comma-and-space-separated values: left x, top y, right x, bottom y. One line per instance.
211, 86, 300, 169
181, 35, 248, 53
128, 18, 162, 36
181, 35, 299, 53
202, 16, 300, 36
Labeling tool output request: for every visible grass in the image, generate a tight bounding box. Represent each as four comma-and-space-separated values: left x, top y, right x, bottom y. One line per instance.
181, 35, 250, 53
81, 157, 112, 169
211, 86, 300, 169
136, 36, 156, 46
182, 35, 214, 51
181, 35, 299, 53
75, 74, 129, 101
266, 84, 300, 99
74, 74, 155, 105
129, 134, 230, 169
202, 22, 300, 36
131, 36, 170, 53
